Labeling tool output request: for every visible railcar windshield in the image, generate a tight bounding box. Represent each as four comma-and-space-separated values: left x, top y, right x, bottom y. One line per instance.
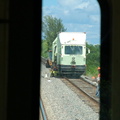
65, 46, 82, 55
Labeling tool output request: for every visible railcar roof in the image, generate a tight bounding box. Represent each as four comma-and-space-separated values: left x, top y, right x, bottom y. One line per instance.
59, 32, 86, 45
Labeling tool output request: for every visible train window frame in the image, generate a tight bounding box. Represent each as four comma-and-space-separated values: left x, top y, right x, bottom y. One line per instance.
97, 0, 112, 119
1, 0, 115, 120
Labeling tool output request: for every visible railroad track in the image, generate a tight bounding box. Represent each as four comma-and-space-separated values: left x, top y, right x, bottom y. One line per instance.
40, 98, 48, 120
60, 77, 100, 113
41, 57, 100, 113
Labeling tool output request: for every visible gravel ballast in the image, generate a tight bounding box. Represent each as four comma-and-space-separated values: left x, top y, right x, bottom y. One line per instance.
40, 64, 99, 120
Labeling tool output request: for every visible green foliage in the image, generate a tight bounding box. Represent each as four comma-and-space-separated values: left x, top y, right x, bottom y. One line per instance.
41, 40, 48, 58
42, 15, 67, 51
86, 43, 100, 77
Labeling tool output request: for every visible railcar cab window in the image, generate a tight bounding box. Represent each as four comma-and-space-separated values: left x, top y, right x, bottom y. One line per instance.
65, 46, 83, 55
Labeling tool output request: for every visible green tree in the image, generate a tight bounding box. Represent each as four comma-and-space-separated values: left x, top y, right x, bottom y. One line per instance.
42, 15, 67, 51
86, 43, 100, 77
41, 40, 48, 58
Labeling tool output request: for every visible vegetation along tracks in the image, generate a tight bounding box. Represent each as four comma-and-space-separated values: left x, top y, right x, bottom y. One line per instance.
60, 77, 100, 113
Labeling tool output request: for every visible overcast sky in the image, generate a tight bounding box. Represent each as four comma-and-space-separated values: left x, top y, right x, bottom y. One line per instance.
42, 0, 101, 45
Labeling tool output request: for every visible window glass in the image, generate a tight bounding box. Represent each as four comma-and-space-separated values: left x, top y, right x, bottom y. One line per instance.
65, 46, 82, 55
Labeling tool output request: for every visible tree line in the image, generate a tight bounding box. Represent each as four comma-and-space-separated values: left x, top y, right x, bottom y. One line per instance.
42, 15, 100, 77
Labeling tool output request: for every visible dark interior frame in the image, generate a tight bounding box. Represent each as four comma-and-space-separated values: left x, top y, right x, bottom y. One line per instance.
1, 0, 120, 120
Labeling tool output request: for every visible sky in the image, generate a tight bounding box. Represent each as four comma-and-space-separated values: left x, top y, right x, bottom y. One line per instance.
42, 0, 101, 45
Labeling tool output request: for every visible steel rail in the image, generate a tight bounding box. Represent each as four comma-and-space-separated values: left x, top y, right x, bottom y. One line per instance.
40, 99, 47, 120
64, 77, 99, 104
